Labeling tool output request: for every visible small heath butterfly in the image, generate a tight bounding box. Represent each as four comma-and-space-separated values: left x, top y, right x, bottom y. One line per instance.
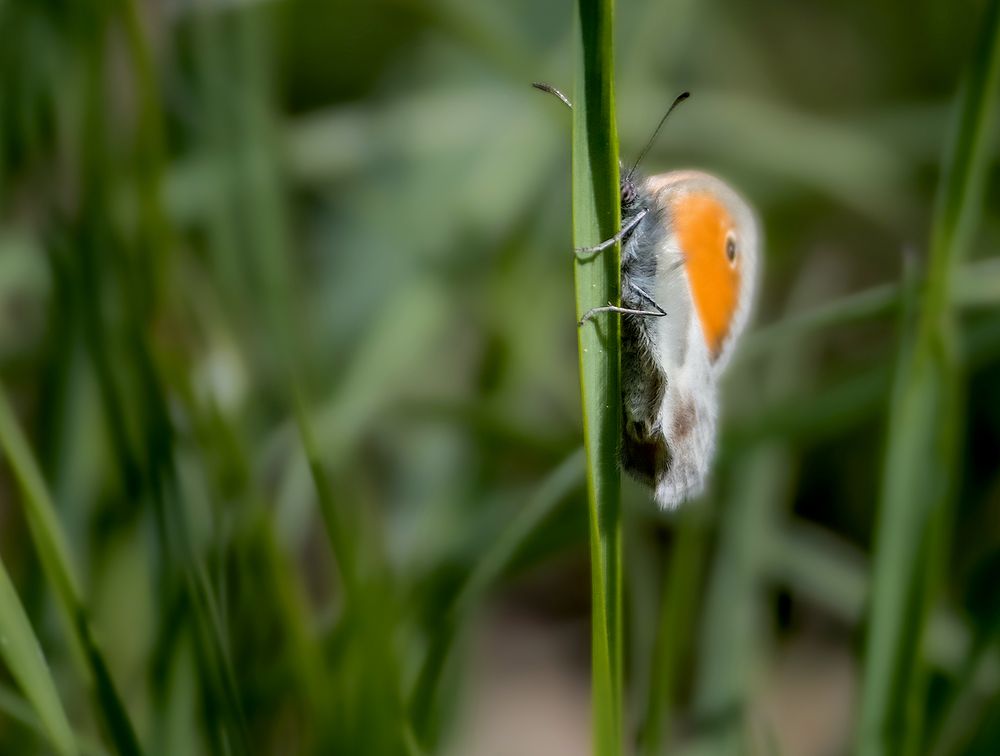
535, 84, 761, 507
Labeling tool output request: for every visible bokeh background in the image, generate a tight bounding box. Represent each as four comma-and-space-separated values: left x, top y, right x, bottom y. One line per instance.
0, 0, 999, 754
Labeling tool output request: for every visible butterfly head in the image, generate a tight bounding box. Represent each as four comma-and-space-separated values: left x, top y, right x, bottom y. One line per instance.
620, 164, 640, 216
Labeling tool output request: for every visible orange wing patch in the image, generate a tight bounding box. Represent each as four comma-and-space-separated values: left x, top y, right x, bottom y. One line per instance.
672, 192, 739, 362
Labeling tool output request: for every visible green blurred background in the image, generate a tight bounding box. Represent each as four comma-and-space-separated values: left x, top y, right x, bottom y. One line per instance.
0, 0, 999, 754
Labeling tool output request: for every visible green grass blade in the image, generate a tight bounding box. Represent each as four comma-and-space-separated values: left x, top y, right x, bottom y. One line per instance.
293, 391, 360, 604
453, 448, 587, 617
858, 3, 1000, 754
0, 556, 77, 756
637, 506, 711, 756
409, 449, 586, 743
0, 385, 82, 609
691, 257, 833, 752
692, 446, 790, 752
741, 256, 1000, 364
572, 0, 623, 753
766, 522, 999, 683
0, 382, 143, 756
0, 681, 108, 756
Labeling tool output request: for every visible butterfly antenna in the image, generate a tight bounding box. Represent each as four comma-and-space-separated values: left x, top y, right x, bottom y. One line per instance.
532, 82, 573, 110
627, 91, 690, 180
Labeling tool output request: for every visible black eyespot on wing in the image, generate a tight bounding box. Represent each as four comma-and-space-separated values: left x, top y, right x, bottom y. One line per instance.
725, 233, 737, 264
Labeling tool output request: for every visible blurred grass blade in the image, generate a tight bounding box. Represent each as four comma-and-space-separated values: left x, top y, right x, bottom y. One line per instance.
638, 506, 710, 756
293, 390, 360, 603
409, 449, 586, 743
0, 556, 76, 756
692, 447, 790, 752
0, 385, 82, 610
572, 0, 623, 753
453, 448, 586, 615
691, 257, 830, 751
858, 3, 1000, 754
0, 383, 143, 756
0, 682, 108, 756
741, 256, 1000, 364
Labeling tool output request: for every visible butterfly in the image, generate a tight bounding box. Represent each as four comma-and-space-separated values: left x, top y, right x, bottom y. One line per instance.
535, 84, 761, 507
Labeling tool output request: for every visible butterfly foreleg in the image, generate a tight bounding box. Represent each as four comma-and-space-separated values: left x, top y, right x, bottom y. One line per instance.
575, 208, 649, 259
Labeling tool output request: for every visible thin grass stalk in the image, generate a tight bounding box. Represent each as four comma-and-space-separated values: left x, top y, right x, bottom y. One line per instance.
122, 8, 255, 751
408, 449, 586, 744
858, 3, 1000, 754
293, 392, 360, 604
0, 682, 112, 756
0, 556, 76, 756
637, 506, 710, 756
72, 7, 249, 751
0, 382, 143, 756
740, 256, 1000, 363
572, 0, 623, 753
691, 447, 789, 751
928, 634, 1000, 755
185, 10, 334, 739
213, 7, 414, 750
692, 256, 836, 751
764, 523, 997, 688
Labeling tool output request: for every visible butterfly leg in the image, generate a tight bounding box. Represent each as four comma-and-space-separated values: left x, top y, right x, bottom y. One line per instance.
575, 208, 649, 259
626, 283, 666, 316
579, 281, 667, 325
579, 302, 665, 326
